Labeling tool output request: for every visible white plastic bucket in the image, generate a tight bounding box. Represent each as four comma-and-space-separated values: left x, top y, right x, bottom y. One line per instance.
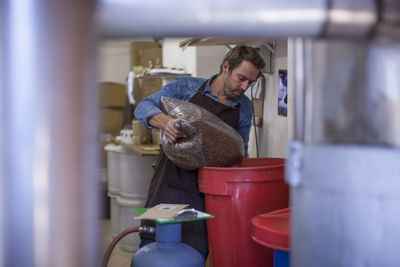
119, 150, 156, 199
107, 192, 120, 238
104, 144, 123, 194
116, 196, 145, 252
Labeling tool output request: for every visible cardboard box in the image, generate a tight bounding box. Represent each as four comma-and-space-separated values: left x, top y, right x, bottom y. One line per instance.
133, 75, 162, 106
132, 119, 151, 145
99, 82, 127, 108
100, 108, 124, 136
130, 41, 162, 68
130, 41, 163, 109
151, 129, 162, 145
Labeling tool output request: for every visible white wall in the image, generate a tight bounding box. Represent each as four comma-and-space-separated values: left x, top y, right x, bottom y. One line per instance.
97, 38, 152, 83
259, 40, 290, 157
161, 38, 197, 75
253, 40, 291, 158
162, 38, 228, 78
195, 46, 229, 78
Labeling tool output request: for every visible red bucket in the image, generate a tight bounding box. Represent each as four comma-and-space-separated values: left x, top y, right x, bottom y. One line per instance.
199, 158, 289, 267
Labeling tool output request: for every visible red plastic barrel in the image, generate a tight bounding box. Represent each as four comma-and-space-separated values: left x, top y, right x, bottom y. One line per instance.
251, 208, 291, 267
251, 208, 291, 251
198, 158, 289, 267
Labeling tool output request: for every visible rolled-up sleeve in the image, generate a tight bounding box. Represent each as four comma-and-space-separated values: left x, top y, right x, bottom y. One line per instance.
133, 96, 162, 129
134, 77, 195, 129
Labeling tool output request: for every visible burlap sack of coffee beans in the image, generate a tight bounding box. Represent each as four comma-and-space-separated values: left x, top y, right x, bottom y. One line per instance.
160, 96, 244, 170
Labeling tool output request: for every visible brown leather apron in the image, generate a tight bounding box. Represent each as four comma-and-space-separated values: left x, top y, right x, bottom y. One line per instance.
140, 80, 240, 253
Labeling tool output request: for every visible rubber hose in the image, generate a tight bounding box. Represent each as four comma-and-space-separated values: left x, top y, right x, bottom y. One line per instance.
102, 226, 140, 267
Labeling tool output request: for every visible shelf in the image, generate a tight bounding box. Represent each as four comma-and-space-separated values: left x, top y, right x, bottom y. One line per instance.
118, 141, 160, 156
179, 37, 276, 55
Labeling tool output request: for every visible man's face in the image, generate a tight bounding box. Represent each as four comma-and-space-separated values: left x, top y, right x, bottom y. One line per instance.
222, 60, 260, 101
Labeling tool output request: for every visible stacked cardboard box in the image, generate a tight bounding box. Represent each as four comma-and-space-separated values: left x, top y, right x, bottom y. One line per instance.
99, 82, 127, 168
131, 41, 163, 106
99, 82, 127, 136
130, 41, 162, 68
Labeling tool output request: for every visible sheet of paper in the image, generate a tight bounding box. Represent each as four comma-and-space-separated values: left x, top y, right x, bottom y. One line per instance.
135, 203, 188, 220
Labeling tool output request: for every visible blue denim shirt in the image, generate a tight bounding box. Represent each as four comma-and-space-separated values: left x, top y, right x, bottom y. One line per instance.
134, 74, 253, 152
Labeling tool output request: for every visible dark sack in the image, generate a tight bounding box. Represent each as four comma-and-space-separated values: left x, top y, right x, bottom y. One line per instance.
161, 97, 244, 170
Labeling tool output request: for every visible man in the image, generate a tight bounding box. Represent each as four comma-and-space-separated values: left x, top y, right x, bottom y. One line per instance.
134, 45, 265, 258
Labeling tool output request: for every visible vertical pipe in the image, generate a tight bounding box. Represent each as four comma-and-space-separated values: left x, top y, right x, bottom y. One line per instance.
2, 0, 36, 264
287, 38, 296, 141
293, 38, 306, 141
0, 1, 4, 266
303, 39, 315, 144
1, 1, 98, 266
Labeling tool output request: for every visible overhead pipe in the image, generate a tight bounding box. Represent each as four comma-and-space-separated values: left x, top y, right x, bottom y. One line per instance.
98, 0, 327, 38
98, 0, 381, 39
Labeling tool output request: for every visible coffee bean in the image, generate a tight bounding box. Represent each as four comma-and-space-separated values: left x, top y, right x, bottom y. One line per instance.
161, 97, 244, 170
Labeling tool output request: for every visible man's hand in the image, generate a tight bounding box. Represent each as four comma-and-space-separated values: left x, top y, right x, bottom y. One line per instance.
148, 113, 186, 143
164, 119, 187, 143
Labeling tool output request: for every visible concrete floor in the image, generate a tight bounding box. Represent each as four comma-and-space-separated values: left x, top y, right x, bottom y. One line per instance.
100, 219, 135, 266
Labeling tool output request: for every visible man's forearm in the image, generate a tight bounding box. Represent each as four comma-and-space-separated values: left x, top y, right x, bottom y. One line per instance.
148, 113, 187, 143
148, 113, 172, 130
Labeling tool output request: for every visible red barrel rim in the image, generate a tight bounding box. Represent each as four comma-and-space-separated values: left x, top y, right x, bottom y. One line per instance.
251, 208, 291, 251
200, 158, 285, 171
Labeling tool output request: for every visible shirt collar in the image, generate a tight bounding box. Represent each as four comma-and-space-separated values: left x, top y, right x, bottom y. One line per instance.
203, 74, 241, 107
202, 74, 218, 95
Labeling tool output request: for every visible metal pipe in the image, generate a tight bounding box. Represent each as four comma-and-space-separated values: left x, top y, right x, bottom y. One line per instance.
1, 1, 98, 266
98, 0, 329, 38
0, 1, 4, 265
303, 39, 315, 145
98, 0, 384, 39
326, 0, 377, 37
375, 0, 400, 38
294, 38, 306, 141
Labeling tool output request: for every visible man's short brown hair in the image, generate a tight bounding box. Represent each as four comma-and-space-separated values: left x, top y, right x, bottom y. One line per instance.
219, 45, 265, 74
